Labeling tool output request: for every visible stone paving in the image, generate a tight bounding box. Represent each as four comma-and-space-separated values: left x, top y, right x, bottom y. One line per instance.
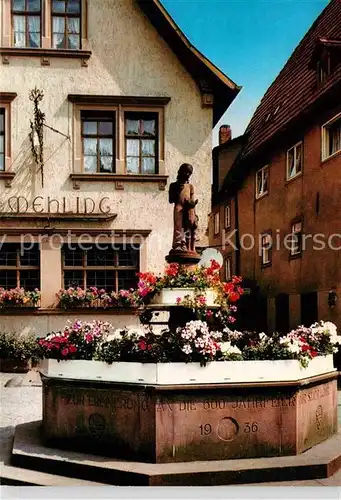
1, 371, 341, 486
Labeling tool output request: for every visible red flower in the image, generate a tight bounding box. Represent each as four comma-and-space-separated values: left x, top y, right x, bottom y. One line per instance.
61, 348, 69, 357
229, 292, 240, 303
224, 282, 235, 293
138, 340, 147, 351
165, 263, 179, 277
232, 276, 243, 285
147, 345, 152, 351
69, 345, 77, 353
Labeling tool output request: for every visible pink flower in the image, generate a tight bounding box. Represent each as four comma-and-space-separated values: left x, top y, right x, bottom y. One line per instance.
85, 334, 93, 343
61, 348, 69, 357
176, 297, 182, 304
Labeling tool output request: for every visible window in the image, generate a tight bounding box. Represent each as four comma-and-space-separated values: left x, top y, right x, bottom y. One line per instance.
261, 233, 272, 266
255, 165, 269, 199
52, 0, 81, 50
214, 211, 220, 236
0, 243, 40, 290
322, 113, 341, 160
11, 0, 41, 48
225, 256, 232, 281
0, 109, 4, 171
224, 203, 231, 229
81, 111, 115, 173
287, 141, 302, 180
62, 244, 139, 292
125, 113, 158, 174
290, 220, 303, 256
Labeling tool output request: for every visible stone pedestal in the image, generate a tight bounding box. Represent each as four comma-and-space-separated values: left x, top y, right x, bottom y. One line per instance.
41, 373, 338, 463
165, 250, 201, 267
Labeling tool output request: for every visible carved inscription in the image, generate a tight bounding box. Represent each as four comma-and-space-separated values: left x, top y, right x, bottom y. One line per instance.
299, 384, 331, 404
60, 390, 150, 412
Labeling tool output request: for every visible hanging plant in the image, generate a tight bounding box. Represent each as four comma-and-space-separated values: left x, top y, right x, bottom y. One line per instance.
29, 87, 45, 187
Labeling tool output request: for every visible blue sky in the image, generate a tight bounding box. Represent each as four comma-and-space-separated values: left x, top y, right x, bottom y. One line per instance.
162, 0, 330, 145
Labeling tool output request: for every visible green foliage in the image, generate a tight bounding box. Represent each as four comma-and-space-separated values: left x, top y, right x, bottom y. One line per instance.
0, 331, 41, 362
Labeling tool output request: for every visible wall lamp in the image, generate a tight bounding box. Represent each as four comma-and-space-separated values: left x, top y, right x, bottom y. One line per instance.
328, 291, 338, 308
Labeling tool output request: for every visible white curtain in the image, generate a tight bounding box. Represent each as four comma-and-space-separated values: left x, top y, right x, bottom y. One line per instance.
13, 16, 25, 47
28, 16, 40, 47
52, 17, 65, 48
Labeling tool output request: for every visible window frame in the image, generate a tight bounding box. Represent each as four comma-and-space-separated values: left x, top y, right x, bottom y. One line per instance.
224, 203, 231, 230
255, 165, 269, 199
289, 218, 303, 257
51, 0, 82, 50
61, 244, 140, 293
225, 255, 232, 282
286, 141, 303, 181
1, 0, 90, 65
0, 108, 5, 172
81, 110, 116, 174
214, 211, 220, 236
124, 111, 159, 175
260, 231, 272, 267
0, 93, 17, 186
69, 97, 168, 185
0, 242, 41, 290
322, 112, 341, 161
11, 0, 42, 49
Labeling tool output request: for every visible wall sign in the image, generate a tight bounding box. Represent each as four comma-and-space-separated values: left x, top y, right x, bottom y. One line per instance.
0, 196, 112, 215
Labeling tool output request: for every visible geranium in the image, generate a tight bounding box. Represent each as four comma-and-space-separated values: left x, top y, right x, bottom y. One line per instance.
38, 320, 112, 361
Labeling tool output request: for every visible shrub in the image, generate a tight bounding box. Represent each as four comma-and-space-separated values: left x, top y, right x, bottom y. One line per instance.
0, 331, 41, 363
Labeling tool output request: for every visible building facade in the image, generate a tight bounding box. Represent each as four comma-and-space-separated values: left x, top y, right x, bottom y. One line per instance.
0, 0, 239, 335
210, 0, 341, 333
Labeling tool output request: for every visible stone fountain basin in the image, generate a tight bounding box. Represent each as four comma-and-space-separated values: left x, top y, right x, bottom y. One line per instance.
39, 355, 335, 385
150, 287, 218, 307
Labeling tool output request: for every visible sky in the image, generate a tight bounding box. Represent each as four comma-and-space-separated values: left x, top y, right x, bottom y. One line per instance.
162, 0, 330, 145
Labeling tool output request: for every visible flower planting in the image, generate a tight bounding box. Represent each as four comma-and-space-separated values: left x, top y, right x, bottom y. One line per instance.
0, 287, 41, 308
37, 320, 113, 361
56, 260, 244, 326
37, 319, 340, 368
56, 287, 140, 309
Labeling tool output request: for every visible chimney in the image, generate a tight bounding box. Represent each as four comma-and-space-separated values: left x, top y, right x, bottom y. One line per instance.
219, 125, 232, 145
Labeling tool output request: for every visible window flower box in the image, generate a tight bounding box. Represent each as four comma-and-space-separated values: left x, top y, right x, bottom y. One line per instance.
0, 288, 41, 310
39, 354, 335, 385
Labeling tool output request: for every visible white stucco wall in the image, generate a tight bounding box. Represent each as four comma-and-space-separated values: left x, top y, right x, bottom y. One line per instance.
0, 0, 213, 335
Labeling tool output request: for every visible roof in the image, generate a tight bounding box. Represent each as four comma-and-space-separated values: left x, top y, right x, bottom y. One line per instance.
136, 0, 241, 125
241, 0, 341, 160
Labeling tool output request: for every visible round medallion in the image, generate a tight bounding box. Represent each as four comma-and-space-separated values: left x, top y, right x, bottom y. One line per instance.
217, 417, 239, 442
88, 413, 106, 439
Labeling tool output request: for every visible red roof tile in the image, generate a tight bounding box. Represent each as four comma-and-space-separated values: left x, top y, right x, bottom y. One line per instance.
242, 0, 341, 160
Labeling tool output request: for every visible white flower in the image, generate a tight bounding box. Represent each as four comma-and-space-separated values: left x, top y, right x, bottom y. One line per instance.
220, 342, 241, 356
182, 344, 192, 355
286, 341, 301, 355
